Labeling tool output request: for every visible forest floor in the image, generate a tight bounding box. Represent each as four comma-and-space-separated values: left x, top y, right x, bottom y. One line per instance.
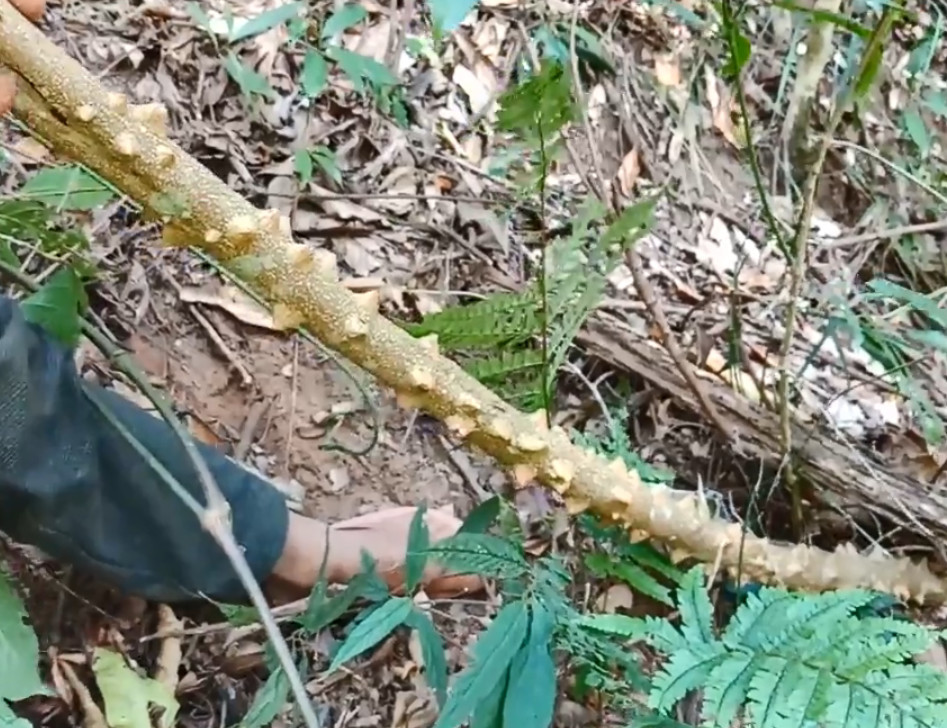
2, 0, 947, 726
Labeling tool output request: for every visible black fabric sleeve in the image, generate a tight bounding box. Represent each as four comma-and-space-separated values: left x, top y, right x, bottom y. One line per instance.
0, 294, 289, 603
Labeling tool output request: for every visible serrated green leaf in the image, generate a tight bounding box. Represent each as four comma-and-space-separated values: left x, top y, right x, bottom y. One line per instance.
602, 196, 657, 249
21, 267, 87, 347
19, 166, 114, 211
422, 533, 529, 579
217, 603, 260, 627
458, 496, 501, 534
92, 648, 178, 728
326, 46, 398, 92
229, 2, 302, 43
469, 668, 509, 728
429, 0, 479, 32
405, 609, 448, 706
677, 566, 715, 645
299, 553, 389, 635
578, 613, 647, 638
502, 604, 556, 728
329, 596, 413, 672
300, 49, 329, 97
405, 504, 430, 593
321, 3, 368, 40
311, 146, 342, 185
294, 150, 314, 184
434, 601, 530, 728
224, 51, 275, 99
0, 574, 45, 703
240, 666, 290, 728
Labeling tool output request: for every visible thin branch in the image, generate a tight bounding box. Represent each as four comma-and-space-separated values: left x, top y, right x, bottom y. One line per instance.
0, 259, 321, 728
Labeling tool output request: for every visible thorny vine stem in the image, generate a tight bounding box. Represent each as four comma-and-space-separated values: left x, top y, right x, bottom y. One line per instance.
773, 10, 896, 536
0, 260, 322, 728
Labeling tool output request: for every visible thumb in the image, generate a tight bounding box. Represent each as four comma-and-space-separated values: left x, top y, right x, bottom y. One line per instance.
0, 73, 16, 117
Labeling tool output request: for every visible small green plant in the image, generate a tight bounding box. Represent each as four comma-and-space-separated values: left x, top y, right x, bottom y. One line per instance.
186, 1, 408, 124
0, 572, 48, 728
404, 58, 656, 411
584, 566, 947, 728
294, 145, 342, 186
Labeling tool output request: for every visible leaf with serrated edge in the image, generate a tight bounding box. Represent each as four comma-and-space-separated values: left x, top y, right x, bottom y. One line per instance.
404, 504, 430, 594
405, 609, 448, 707
0, 574, 46, 702
240, 667, 290, 728
458, 496, 502, 534
329, 597, 413, 672
434, 601, 529, 728
502, 603, 557, 728
422, 533, 528, 579
470, 668, 509, 728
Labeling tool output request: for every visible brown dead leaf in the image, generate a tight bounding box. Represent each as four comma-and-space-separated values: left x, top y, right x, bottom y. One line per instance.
705, 68, 743, 148
654, 53, 682, 87
616, 147, 641, 196
595, 583, 634, 614
178, 285, 282, 331
390, 691, 437, 728
311, 183, 384, 221
452, 64, 494, 115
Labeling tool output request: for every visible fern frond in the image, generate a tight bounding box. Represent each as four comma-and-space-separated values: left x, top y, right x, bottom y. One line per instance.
644, 567, 947, 728
405, 291, 541, 351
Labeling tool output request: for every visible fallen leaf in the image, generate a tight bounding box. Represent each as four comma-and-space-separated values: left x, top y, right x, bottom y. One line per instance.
178, 285, 281, 330
595, 583, 634, 614
452, 64, 493, 115
311, 183, 383, 221
654, 53, 682, 87
616, 147, 641, 196
92, 648, 178, 728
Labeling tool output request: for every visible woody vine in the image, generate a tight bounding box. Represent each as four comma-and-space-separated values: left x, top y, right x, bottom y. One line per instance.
0, 0, 944, 607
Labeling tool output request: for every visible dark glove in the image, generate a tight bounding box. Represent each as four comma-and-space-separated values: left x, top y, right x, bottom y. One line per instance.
0, 294, 288, 602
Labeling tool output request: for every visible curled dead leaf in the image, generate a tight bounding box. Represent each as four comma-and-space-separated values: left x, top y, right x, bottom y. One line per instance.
654, 53, 682, 87
616, 147, 641, 196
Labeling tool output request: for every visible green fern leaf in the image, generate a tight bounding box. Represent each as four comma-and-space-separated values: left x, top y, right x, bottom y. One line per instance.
328, 596, 413, 672
404, 609, 448, 707
502, 603, 557, 728
648, 649, 728, 714
434, 601, 530, 728
699, 653, 761, 728
405, 292, 540, 351
464, 349, 545, 383
677, 566, 716, 646
423, 533, 529, 579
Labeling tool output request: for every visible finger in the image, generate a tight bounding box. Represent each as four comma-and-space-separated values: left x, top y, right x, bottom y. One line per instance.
12, 0, 47, 22
0, 73, 16, 117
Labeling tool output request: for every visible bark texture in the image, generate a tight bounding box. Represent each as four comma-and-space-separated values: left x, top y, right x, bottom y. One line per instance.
1, 0, 944, 603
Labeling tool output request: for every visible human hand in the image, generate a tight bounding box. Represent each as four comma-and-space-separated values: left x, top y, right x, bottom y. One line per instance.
0, 0, 49, 116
